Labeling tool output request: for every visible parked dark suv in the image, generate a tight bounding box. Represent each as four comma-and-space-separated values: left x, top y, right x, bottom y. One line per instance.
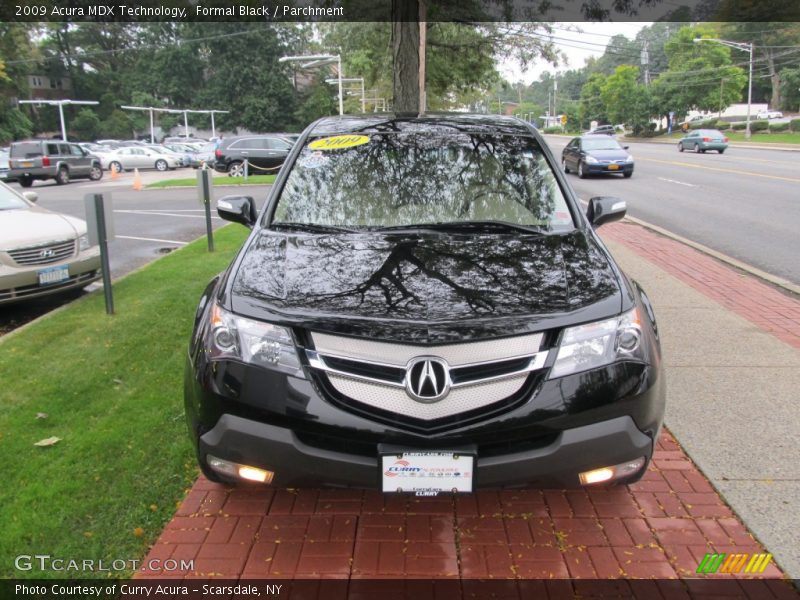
8, 140, 103, 187
213, 135, 294, 175
185, 114, 665, 493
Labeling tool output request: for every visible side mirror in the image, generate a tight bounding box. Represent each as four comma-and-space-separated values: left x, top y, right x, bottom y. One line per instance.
586, 196, 626, 228
217, 195, 256, 228
623, 145, 630, 150
23, 191, 39, 203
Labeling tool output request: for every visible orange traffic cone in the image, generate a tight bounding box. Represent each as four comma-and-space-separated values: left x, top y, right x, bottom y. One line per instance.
110, 164, 119, 180
132, 168, 142, 191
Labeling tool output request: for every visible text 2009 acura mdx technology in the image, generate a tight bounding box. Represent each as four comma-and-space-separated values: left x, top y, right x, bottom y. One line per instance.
185, 114, 664, 493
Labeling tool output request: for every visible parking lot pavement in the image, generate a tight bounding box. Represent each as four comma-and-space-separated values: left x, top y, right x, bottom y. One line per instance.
136, 219, 800, 592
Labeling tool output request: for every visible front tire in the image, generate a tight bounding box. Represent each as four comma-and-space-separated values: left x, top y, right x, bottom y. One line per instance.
155, 159, 168, 171
55, 167, 70, 185
227, 161, 244, 176
623, 171, 633, 178
562, 158, 570, 174
719, 149, 726, 154
88, 164, 103, 181
109, 161, 122, 174
578, 161, 587, 179
678, 142, 684, 152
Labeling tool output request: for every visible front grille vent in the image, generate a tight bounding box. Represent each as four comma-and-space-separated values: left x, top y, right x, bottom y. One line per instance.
8, 239, 76, 266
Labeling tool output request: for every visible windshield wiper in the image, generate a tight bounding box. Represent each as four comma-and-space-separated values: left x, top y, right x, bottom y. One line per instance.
374, 221, 548, 234
269, 222, 357, 234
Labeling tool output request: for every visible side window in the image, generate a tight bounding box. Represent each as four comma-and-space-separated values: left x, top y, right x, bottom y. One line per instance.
70, 145, 84, 156
269, 138, 289, 150
58, 144, 70, 155
47, 143, 60, 155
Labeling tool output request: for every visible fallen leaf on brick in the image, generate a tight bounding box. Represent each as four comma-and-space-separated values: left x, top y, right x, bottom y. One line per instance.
34, 436, 61, 447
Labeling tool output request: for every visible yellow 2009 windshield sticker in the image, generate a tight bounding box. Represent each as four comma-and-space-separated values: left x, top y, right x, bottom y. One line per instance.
309, 135, 370, 151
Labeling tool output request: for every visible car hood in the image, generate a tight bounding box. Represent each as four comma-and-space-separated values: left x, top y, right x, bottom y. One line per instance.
229, 230, 623, 343
587, 149, 629, 161
0, 207, 85, 250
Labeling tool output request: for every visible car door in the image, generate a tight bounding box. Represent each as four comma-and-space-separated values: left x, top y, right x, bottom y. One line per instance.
69, 144, 91, 175
265, 137, 292, 169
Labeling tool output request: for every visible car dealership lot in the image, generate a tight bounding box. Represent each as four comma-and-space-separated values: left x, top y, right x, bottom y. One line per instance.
545, 135, 800, 286
1, 171, 270, 332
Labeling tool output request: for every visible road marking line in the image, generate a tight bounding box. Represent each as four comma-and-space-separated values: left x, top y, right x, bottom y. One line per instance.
641, 158, 800, 183
114, 209, 222, 220
657, 177, 697, 187
116, 235, 188, 245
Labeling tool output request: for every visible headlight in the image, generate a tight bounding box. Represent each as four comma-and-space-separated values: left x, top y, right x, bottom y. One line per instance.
625, 155, 634, 163
79, 234, 91, 251
206, 302, 304, 377
549, 308, 644, 379
585, 156, 599, 164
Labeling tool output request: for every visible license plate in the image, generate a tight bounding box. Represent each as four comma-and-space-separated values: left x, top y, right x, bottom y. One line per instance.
607, 164, 620, 170
20, 161, 34, 168
381, 452, 474, 495
38, 265, 70, 286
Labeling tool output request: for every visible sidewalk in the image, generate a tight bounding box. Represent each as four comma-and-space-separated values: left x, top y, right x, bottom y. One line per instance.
137, 219, 800, 592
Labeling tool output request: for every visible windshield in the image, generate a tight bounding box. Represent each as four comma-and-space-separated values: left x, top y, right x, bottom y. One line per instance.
272, 133, 574, 232
0, 185, 29, 210
582, 138, 622, 151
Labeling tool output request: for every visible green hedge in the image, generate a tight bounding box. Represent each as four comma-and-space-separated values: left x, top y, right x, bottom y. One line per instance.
790, 118, 800, 132
714, 119, 732, 130
732, 122, 747, 130
543, 126, 562, 134
690, 119, 717, 129
750, 120, 769, 132
768, 121, 790, 132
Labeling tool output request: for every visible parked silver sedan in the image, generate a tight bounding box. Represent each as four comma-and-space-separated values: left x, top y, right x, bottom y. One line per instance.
0, 181, 100, 304
103, 147, 181, 172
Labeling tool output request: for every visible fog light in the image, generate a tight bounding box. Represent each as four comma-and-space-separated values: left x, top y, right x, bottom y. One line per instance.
238, 466, 272, 483
579, 457, 645, 486
207, 455, 274, 484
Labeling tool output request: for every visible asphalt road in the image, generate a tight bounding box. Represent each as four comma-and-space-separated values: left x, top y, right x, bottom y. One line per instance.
543, 135, 800, 285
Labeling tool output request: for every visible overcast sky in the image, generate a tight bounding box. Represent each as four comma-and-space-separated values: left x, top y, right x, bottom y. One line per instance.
500, 22, 650, 84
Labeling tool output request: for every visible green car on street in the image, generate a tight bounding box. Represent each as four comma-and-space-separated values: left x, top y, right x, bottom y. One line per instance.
678, 129, 729, 154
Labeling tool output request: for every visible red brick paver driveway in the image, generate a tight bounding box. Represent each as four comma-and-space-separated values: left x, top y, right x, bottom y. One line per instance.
138, 221, 799, 597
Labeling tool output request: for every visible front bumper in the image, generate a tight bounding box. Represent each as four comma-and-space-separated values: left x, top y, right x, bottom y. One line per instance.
0, 249, 101, 304
585, 163, 633, 174
198, 413, 653, 489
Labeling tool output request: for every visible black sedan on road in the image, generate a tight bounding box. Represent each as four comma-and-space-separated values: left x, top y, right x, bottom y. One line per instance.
185, 113, 664, 492
562, 135, 634, 178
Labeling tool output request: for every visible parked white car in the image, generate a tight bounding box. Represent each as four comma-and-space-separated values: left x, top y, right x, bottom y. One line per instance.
756, 110, 783, 119
103, 147, 181, 172
0, 181, 100, 304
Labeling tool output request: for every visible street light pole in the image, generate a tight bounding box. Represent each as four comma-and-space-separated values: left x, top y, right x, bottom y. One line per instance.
280, 54, 344, 116
694, 38, 754, 139
18, 99, 99, 141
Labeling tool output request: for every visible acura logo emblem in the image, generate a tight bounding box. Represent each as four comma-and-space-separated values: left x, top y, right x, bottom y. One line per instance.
405, 357, 451, 403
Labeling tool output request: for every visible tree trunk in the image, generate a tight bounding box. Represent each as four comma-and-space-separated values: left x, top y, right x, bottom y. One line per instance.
766, 49, 781, 109
391, 0, 420, 113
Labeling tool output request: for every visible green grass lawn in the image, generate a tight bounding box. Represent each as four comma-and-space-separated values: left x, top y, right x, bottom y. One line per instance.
0, 225, 249, 578
146, 174, 276, 188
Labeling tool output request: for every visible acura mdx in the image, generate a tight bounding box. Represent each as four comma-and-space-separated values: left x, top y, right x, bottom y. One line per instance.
185, 114, 665, 492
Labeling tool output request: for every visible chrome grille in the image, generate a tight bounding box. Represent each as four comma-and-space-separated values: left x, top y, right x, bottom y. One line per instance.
8, 239, 76, 266
307, 332, 548, 421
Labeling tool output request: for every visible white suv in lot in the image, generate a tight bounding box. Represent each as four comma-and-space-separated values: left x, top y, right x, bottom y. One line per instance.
756, 110, 783, 119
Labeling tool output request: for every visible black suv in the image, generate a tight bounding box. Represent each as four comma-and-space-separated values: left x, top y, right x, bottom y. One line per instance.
8, 140, 103, 187
185, 114, 665, 492
213, 135, 294, 175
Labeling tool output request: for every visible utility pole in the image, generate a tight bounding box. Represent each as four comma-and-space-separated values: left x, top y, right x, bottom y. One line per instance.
641, 40, 650, 86
553, 79, 557, 123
